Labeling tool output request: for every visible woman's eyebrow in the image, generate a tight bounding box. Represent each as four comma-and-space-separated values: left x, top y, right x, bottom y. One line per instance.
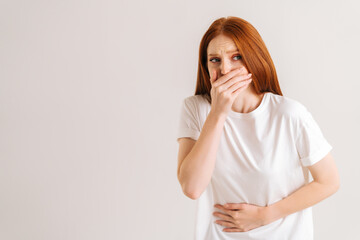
208, 50, 239, 56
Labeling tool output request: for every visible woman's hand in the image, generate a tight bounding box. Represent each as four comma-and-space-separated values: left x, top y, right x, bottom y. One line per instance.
209, 67, 252, 118
213, 203, 270, 232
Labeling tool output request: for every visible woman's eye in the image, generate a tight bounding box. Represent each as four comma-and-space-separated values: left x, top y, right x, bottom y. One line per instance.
209, 58, 219, 63
233, 55, 242, 60
209, 55, 242, 63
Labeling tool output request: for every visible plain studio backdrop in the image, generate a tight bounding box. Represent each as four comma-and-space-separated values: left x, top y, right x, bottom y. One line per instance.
0, 0, 359, 239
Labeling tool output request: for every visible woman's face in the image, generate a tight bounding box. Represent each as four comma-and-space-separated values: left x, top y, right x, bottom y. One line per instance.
207, 34, 248, 80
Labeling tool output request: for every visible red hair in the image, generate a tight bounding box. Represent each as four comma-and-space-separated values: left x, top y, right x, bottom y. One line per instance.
195, 16, 283, 103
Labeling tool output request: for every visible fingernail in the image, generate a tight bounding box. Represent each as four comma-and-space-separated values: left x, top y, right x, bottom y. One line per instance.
248, 73, 252, 77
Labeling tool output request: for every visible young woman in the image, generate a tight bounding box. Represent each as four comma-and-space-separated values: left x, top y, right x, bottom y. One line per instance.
176, 16, 340, 240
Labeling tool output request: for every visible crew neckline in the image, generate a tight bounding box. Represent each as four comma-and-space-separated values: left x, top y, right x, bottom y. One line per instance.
228, 92, 270, 119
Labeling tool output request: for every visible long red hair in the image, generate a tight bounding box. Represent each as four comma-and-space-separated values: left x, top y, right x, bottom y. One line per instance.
195, 16, 283, 103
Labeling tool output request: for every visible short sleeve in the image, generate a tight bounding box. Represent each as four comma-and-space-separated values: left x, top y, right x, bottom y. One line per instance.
296, 108, 333, 167
176, 97, 201, 142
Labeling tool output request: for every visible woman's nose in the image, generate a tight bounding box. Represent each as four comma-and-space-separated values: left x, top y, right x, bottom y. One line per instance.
220, 59, 232, 75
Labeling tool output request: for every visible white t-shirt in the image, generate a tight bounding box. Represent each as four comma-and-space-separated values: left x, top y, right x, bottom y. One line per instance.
176, 92, 333, 240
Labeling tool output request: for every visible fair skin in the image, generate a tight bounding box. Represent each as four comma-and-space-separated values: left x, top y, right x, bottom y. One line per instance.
207, 34, 265, 115
177, 34, 340, 232
177, 35, 255, 199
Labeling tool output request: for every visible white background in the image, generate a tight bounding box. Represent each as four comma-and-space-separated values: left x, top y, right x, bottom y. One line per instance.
1, 0, 359, 239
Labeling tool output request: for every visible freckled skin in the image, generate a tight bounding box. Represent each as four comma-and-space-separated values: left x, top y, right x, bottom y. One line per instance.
206, 34, 263, 114
207, 34, 249, 78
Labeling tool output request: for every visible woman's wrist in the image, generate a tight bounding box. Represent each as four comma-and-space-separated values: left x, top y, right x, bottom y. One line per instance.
208, 110, 227, 124
262, 205, 281, 226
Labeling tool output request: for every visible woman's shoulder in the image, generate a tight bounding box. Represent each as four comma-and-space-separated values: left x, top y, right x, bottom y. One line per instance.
182, 94, 211, 109
181, 94, 211, 124
267, 92, 309, 118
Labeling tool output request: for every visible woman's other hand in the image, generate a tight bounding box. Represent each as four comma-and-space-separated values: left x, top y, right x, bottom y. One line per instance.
213, 203, 271, 232
209, 67, 252, 118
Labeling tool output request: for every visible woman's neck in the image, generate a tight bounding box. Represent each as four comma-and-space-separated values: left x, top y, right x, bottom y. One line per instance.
231, 86, 265, 114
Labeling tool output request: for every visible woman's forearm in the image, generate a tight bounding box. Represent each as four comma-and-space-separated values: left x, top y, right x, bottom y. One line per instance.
264, 180, 339, 224
179, 111, 226, 200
